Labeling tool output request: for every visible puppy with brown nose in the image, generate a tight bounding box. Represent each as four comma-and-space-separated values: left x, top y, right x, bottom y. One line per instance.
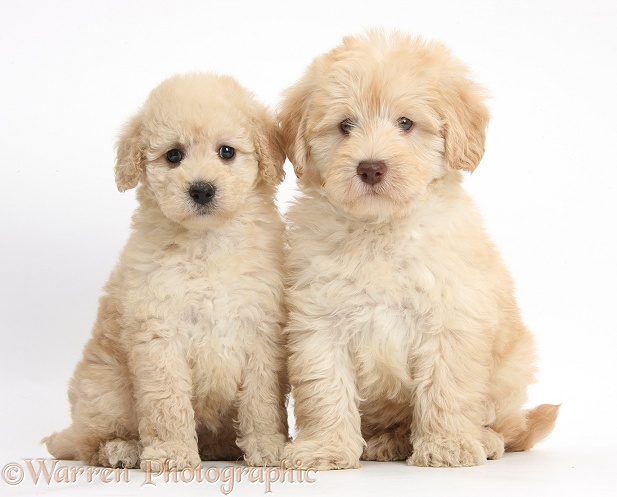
280, 30, 558, 469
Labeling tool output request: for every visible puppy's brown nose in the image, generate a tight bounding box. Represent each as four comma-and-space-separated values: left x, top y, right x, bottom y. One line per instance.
357, 161, 387, 185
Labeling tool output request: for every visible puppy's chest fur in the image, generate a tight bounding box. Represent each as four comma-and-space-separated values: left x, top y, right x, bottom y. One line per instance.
289, 206, 447, 402
340, 225, 429, 396
117, 219, 283, 375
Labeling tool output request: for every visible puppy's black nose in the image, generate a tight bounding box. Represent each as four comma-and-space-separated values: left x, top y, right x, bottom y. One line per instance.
189, 182, 216, 205
357, 161, 387, 185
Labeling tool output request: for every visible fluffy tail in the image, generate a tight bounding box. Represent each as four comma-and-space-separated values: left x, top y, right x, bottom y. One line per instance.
505, 404, 560, 452
42, 426, 79, 460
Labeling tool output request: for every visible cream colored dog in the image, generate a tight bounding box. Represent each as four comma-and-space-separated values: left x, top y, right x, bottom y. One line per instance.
45, 73, 288, 470
280, 31, 559, 469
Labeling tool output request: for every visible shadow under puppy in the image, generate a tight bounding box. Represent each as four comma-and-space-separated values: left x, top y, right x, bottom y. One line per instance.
45, 73, 288, 470
280, 31, 558, 469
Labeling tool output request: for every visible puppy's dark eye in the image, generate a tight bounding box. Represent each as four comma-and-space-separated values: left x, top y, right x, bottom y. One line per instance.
397, 117, 414, 132
166, 148, 183, 165
340, 119, 355, 135
219, 145, 235, 160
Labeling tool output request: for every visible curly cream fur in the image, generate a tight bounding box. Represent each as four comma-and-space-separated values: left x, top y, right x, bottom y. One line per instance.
280, 30, 558, 470
45, 73, 288, 470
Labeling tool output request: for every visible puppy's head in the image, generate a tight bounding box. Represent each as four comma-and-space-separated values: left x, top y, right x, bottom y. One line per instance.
279, 30, 489, 221
115, 73, 285, 230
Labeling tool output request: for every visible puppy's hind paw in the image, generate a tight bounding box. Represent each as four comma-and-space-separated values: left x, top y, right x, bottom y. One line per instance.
408, 436, 486, 467
362, 432, 411, 461
283, 440, 361, 471
242, 433, 287, 467
100, 439, 142, 468
482, 428, 504, 460
140, 442, 201, 472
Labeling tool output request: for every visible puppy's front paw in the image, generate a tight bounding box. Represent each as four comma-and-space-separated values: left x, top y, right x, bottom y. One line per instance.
408, 436, 486, 467
283, 440, 361, 471
140, 442, 201, 472
243, 433, 287, 467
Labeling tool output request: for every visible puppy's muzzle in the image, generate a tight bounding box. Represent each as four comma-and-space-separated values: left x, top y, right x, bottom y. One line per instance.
189, 182, 216, 206
357, 161, 387, 185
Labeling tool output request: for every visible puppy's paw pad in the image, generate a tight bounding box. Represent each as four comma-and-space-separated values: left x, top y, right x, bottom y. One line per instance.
408, 437, 486, 467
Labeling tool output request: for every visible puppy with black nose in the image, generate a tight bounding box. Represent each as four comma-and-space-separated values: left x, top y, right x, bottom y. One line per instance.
45, 73, 289, 471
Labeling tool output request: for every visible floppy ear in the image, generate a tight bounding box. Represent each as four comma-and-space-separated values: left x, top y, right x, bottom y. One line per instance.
278, 80, 312, 180
439, 73, 490, 173
252, 108, 286, 186
114, 112, 145, 192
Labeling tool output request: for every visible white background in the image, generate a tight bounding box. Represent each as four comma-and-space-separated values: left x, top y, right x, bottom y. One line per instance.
1, 0, 616, 495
